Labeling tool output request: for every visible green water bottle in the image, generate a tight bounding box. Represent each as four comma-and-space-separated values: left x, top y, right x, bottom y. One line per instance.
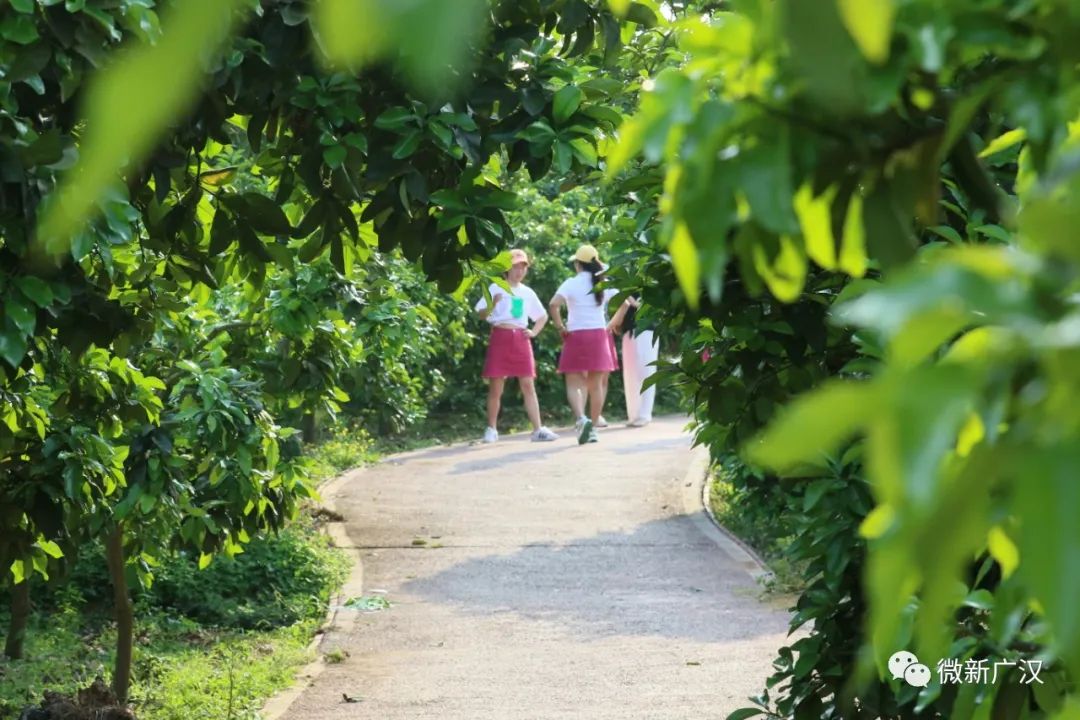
511, 295, 524, 319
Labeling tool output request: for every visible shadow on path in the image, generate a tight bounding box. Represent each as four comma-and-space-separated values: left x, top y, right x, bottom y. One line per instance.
400, 515, 789, 645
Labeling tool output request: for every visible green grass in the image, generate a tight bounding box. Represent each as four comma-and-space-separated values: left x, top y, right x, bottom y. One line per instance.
708, 472, 806, 596
0, 610, 320, 720
1, 519, 348, 719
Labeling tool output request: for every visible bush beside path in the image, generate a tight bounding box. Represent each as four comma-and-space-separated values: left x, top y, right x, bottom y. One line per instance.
276, 416, 789, 719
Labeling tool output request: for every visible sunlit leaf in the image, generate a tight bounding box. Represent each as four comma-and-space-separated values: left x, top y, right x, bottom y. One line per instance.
979, 128, 1026, 158
836, 0, 895, 64
313, 0, 487, 95
794, 184, 837, 270
35, 539, 64, 559
746, 380, 879, 472
553, 85, 584, 125
37, 0, 248, 253
839, 191, 867, 277
669, 222, 700, 309
988, 526, 1019, 580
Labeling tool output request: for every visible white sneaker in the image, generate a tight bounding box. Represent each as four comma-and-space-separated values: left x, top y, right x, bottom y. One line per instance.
531, 427, 559, 442
596, 415, 609, 428
628, 417, 651, 428
483, 427, 498, 443
576, 418, 593, 445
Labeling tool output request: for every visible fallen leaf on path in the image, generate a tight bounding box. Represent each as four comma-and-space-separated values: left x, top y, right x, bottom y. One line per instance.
345, 596, 391, 612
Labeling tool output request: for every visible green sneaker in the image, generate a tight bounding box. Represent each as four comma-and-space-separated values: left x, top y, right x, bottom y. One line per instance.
577, 418, 593, 445
587, 427, 599, 443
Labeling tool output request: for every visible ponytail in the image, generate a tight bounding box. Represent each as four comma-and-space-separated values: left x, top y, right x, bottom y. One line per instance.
582, 259, 605, 305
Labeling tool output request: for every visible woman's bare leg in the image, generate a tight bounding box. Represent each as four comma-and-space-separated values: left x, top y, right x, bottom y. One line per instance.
486, 377, 505, 428
519, 377, 542, 430
565, 372, 587, 419
587, 371, 608, 424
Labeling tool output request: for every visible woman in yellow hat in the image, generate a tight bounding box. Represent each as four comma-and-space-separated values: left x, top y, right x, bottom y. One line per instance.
475, 248, 560, 444
548, 244, 619, 444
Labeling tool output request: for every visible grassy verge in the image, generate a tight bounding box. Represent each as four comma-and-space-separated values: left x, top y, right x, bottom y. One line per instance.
708, 462, 806, 596
1, 518, 348, 719
0, 612, 320, 720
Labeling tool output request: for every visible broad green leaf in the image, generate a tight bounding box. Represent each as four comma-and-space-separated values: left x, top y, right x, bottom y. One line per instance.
739, 129, 798, 235
859, 503, 895, 539
836, 0, 895, 64
753, 234, 806, 303
374, 107, 416, 131
35, 539, 63, 559
979, 128, 1026, 158
314, 0, 393, 69
553, 85, 583, 125
794, 184, 837, 269
1, 406, 17, 433
987, 526, 1019, 580
887, 306, 969, 369
725, 710, 765, 720
10, 560, 26, 584
568, 137, 598, 167
863, 364, 985, 554
323, 144, 347, 168
0, 324, 29, 368
314, 0, 486, 95
607, 0, 631, 16
669, 222, 700, 309
37, 0, 248, 252
955, 412, 985, 457
6, 295, 36, 336
14, 276, 54, 307
839, 191, 867, 277
746, 380, 879, 472
836, 252, 1032, 342
1014, 444, 1080, 679
198, 552, 213, 570
198, 166, 238, 187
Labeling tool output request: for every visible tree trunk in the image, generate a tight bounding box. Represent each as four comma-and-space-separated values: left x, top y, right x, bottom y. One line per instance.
105, 526, 133, 704
4, 578, 30, 659
302, 412, 318, 444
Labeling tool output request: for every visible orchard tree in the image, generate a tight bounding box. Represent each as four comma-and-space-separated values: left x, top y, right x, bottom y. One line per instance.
604, 0, 1080, 717
0, 0, 657, 701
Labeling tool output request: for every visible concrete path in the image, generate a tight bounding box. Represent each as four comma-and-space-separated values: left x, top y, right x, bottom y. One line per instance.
278, 416, 791, 719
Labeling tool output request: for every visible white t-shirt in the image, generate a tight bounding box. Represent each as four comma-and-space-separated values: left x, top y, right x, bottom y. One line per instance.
553, 272, 619, 331
474, 282, 547, 329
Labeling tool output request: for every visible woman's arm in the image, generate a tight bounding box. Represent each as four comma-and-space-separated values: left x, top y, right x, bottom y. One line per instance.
529, 315, 548, 338
477, 291, 503, 320
548, 294, 568, 337
606, 298, 632, 334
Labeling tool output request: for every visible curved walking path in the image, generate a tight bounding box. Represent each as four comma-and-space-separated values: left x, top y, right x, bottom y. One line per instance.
277, 416, 790, 719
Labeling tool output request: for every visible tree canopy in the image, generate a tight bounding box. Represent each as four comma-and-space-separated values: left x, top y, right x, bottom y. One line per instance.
8, 0, 1080, 718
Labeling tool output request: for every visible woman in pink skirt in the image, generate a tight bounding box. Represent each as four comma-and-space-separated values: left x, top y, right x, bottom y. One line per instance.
475, 249, 560, 444
548, 244, 619, 445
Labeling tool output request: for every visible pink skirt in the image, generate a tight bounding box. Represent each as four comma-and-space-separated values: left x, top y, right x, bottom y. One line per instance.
482, 328, 536, 378
558, 329, 619, 373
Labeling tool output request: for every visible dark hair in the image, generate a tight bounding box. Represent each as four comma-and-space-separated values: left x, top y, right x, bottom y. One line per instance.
623, 303, 638, 335
580, 259, 605, 305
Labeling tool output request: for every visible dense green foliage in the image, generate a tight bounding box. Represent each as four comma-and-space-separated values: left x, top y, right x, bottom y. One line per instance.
600, 0, 1080, 718
12, 0, 1080, 718
0, 0, 648, 703
0, 518, 345, 719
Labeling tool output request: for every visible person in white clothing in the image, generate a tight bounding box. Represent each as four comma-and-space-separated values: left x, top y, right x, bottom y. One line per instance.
549, 244, 619, 445
474, 249, 559, 444
608, 297, 657, 427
